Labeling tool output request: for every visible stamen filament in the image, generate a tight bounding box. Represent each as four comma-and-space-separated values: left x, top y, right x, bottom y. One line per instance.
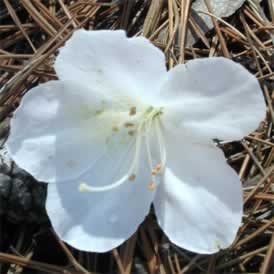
155, 118, 166, 170
144, 116, 154, 175
78, 174, 130, 192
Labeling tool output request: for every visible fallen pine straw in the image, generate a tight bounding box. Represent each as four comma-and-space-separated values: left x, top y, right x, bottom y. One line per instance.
0, 0, 273, 273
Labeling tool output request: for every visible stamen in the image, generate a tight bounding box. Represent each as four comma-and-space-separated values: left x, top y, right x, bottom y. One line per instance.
79, 126, 143, 192
78, 106, 165, 193
155, 163, 161, 172
144, 118, 154, 175
128, 174, 136, 181
129, 106, 136, 116
112, 125, 119, 132
152, 163, 161, 175
79, 175, 130, 192
128, 130, 135, 136
155, 118, 166, 170
124, 122, 135, 128
148, 182, 156, 190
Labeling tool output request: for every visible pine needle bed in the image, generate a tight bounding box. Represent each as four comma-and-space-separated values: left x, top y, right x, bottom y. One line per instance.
0, 1, 273, 273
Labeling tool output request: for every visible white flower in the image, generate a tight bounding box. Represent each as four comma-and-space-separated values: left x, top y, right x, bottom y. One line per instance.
6, 29, 265, 254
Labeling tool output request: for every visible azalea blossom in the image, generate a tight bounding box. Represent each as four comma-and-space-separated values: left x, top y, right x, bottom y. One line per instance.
6, 29, 265, 254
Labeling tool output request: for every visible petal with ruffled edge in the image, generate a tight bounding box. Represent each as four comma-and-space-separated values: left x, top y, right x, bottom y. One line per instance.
54, 29, 167, 103
158, 57, 265, 142
46, 142, 156, 252
6, 80, 142, 183
153, 130, 242, 254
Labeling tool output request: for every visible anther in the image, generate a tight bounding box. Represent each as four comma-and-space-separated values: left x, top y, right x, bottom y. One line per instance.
152, 163, 162, 175
129, 106, 136, 116
152, 169, 157, 176
128, 174, 136, 181
112, 125, 119, 132
148, 182, 156, 190
155, 163, 161, 172
124, 122, 135, 128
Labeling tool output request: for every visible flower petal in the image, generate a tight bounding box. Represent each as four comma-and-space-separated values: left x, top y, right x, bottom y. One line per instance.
159, 57, 265, 142
46, 143, 156, 252
153, 131, 242, 254
6, 80, 137, 183
54, 29, 166, 102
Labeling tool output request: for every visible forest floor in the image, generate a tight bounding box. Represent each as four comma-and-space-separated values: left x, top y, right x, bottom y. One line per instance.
0, 0, 273, 273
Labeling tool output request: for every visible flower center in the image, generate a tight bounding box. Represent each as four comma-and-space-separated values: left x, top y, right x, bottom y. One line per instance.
79, 106, 166, 192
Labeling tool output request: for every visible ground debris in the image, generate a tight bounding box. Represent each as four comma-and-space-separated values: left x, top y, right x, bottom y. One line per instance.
0, 0, 273, 273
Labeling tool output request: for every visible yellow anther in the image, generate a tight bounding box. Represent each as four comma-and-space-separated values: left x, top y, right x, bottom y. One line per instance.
149, 182, 156, 190
152, 170, 157, 176
155, 163, 161, 172
124, 122, 135, 128
112, 125, 119, 132
129, 106, 136, 116
128, 130, 135, 136
128, 174, 136, 181
152, 163, 162, 175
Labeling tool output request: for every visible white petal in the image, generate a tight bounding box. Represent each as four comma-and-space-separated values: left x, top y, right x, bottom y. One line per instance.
153, 131, 242, 254
55, 29, 166, 103
6, 80, 136, 183
159, 57, 265, 142
46, 143, 156, 252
